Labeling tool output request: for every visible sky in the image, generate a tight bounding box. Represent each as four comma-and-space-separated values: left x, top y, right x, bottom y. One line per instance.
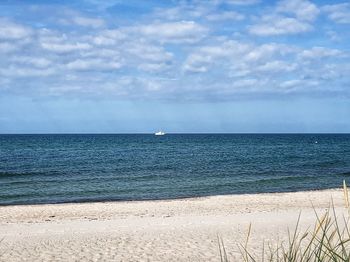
0, 0, 349, 133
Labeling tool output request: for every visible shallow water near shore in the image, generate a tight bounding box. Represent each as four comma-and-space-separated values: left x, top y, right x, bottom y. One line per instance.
0, 134, 350, 205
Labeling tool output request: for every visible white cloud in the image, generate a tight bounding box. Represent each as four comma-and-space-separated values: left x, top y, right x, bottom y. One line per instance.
256, 60, 297, 73
218, 0, 260, 5
249, 15, 312, 36
0, 42, 19, 53
276, 0, 320, 21
38, 29, 92, 53
134, 21, 208, 43
326, 30, 341, 41
41, 42, 92, 53
138, 63, 171, 73
206, 11, 245, 21
180, 35, 349, 96
126, 43, 173, 62
0, 66, 55, 77
0, 19, 32, 40
244, 43, 295, 62
58, 9, 105, 28
298, 47, 343, 60
183, 64, 208, 73
66, 58, 121, 71
280, 79, 319, 90
80, 48, 121, 59
249, 0, 319, 37
183, 40, 295, 74
323, 3, 350, 24
11, 56, 52, 68
72, 16, 105, 28
183, 40, 251, 72
152, 0, 251, 22
91, 29, 125, 46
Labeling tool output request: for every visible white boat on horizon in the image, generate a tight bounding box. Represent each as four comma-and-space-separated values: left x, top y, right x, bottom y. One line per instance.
155, 131, 166, 136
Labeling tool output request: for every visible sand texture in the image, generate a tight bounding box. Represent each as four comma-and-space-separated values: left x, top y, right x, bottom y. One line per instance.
0, 189, 347, 261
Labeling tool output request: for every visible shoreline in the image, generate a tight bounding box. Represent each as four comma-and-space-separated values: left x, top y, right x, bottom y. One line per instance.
0, 188, 347, 261
0, 186, 343, 207
0, 188, 344, 222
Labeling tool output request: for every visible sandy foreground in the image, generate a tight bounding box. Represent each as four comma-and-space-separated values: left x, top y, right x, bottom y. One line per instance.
0, 189, 347, 261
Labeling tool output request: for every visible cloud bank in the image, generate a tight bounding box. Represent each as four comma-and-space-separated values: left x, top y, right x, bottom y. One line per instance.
0, 0, 349, 101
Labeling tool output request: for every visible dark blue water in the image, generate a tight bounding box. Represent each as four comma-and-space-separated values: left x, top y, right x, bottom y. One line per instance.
0, 134, 350, 205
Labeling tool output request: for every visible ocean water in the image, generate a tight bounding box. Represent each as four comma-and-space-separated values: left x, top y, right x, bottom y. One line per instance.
0, 134, 350, 205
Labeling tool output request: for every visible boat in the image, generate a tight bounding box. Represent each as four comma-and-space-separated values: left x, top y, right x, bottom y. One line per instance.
155, 131, 165, 136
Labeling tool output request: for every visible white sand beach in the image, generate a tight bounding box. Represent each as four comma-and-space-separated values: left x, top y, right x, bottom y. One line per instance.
0, 189, 347, 261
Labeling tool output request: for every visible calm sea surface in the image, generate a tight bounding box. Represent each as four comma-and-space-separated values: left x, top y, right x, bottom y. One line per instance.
0, 134, 350, 205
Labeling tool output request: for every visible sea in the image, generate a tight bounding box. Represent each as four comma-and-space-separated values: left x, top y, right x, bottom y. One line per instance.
0, 134, 349, 205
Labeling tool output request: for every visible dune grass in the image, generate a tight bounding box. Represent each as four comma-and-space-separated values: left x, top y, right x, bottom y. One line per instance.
218, 181, 350, 262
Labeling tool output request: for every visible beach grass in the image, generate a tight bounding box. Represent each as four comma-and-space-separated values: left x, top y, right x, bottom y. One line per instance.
219, 181, 350, 262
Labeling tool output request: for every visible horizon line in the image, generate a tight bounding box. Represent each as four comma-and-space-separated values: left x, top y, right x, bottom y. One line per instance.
1, 132, 350, 135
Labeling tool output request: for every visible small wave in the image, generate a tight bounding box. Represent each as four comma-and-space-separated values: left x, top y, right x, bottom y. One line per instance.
244, 171, 350, 184
0, 171, 36, 178
336, 171, 350, 177
301, 159, 346, 168
250, 175, 315, 184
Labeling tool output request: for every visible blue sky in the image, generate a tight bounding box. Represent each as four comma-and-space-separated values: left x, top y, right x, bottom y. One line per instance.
0, 0, 349, 133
